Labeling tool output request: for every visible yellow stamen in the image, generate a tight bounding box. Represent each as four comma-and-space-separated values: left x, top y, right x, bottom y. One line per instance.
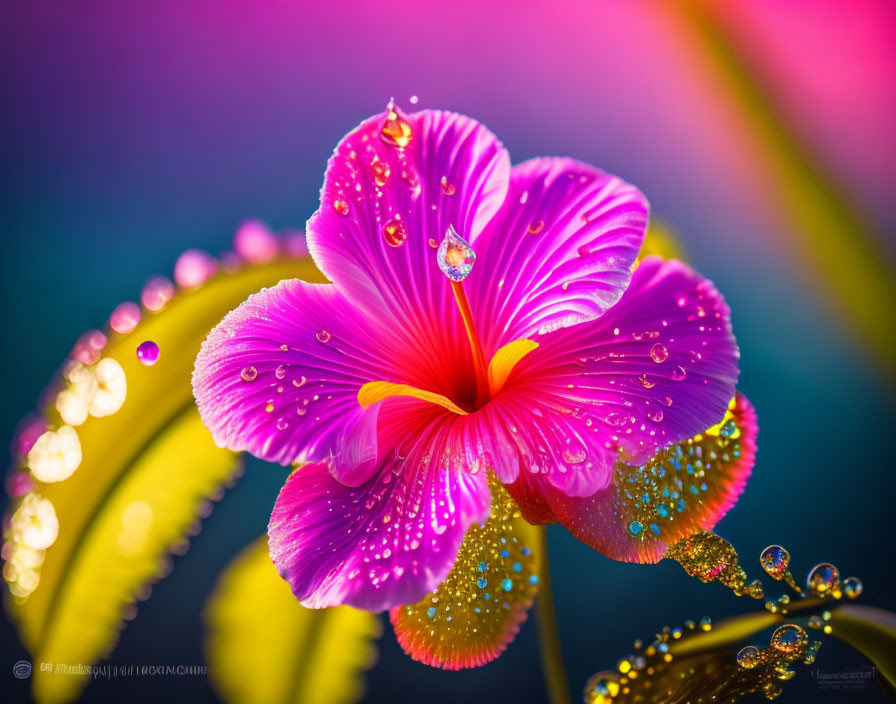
451, 281, 491, 409
487, 339, 539, 397
358, 381, 468, 415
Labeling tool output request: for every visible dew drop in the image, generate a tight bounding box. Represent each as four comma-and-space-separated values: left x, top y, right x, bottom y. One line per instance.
843, 576, 863, 599
275, 364, 287, 380
672, 365, 687, 381
427, 237, 438, 249
562, 448, 587, 464
807, 563, 841, 596
650, 343, 669, 363
436, 225, 476, 281
265, 402, 274, 413
527, 220, 545, 235
770, 624, 808, 654
240, 366, 258, 382
440, 176, 456, 195
760, 545, 790, 579
296, 407, 307, 416
381, 101, 413, 147
136, 340, 160, 366
333, 199, 350, 216
638, 373, 655, 389
370, 157, 391, 186
647, 407, 664, 423
315, 330, 331, 343
276, 418, 288, 431
293, 376, 306, 387
736, 645, 760, 669
383, 218, 408, 247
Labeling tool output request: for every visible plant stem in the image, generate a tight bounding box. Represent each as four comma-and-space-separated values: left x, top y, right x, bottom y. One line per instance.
535, 527, 572, 704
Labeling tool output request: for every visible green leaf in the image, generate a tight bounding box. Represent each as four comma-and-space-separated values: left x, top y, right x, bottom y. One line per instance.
6, 256, 324, 704
204, 537, 380, 704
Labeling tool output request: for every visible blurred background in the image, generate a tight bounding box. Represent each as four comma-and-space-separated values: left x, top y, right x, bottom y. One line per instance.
2, 1, 894, 702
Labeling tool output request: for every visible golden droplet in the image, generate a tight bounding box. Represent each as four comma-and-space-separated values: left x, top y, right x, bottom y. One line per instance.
333, 199, 349, 216
527, 220, 545, 235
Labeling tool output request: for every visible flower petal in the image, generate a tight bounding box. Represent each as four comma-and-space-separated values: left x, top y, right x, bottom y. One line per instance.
470, 158, 649, 353
390, 478, 541, 669
268, 403, 491, 612
306, 107, 511, 400
550, 393, 757, 563
193, 280, 403, 475
525, 256, 740, 465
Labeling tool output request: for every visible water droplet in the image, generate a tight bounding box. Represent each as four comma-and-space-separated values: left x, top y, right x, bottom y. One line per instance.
436, 225, 476, 281
501, 578, 513, 591
760, 545, 790, 579
440, 176, 456, 195
381, 101, 413, 147
265, 402, 274, 413
647, 407, 664, 423
638, 373, 655, 388
275, 364, 287, 379
628, 521, 643, 536
843, 576, 863, 599
316, 330, 331, 343
736, 645, 761, 669
383, 218, 407, 247
427, 237, 438, 248
240, 366, 258, 382
333, 199, 349, 216
293, 376, 306, 388
770, 624, 808, 654
650, 343, 669, 363
807, 563, 841, 596
527, 220, 545, 235
585, 673, 620, 702
136, 340, 160, 366
672, 365, 687, 381
276, 418, 288, 431
370, 157, 391, 186
563, 448, 587, 464
296, 407, 307, 416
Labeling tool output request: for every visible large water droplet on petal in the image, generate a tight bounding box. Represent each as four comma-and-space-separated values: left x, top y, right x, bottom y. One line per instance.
240, 366, 258, 382
381, 101, 413, 148
436, 225, 476, 281
315, 329, 331, 343
650, 343, 669, 363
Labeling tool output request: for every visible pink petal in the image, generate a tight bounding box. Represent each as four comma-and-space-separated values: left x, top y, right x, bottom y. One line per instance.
306, 107, 511, 401
193, 279, 415, 474
469, 158, 649, 354
525, 256, 739, 465
551, 393, 757, 563
268, 406, 491, 611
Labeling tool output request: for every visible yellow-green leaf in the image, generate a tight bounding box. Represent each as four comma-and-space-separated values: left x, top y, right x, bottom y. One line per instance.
6, 255, 325, 704
204, 537, 380, 704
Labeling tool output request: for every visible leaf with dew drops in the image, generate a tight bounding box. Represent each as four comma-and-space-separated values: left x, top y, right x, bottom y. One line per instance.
3, 239, 324, 704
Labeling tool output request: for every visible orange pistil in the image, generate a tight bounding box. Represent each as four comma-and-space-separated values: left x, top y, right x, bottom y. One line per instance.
451, 280, 490, 409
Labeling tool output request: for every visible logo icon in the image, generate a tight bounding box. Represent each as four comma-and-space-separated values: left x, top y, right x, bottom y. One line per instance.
13, 660, 32, 679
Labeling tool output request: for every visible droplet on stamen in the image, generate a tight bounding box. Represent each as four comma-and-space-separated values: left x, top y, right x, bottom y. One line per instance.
436, 225, 476, 282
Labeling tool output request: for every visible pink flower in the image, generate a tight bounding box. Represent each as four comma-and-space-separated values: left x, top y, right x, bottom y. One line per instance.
193, 105, 752, 623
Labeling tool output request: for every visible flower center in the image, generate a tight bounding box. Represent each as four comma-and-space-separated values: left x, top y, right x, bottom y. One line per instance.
357, 226, 538, 415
